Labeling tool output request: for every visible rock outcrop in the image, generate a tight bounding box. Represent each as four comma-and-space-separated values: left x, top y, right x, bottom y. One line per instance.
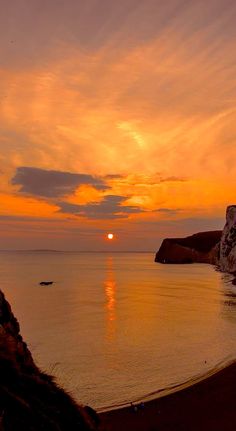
0, 290, 100, 431
155, 205, 236, 274
218, 205, 236, 273
155, 231, 222, 264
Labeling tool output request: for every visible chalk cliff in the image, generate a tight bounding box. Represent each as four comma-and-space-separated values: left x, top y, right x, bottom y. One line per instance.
218, 205, 236, 273
0, 290, 100, 431
155, 231, 222, 264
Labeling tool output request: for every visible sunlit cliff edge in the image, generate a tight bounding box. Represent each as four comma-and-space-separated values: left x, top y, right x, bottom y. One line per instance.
0, 291, 101, 431
155, 205, 236, 274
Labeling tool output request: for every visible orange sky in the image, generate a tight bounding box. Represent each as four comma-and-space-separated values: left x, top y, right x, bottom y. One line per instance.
0, 0, 236, 250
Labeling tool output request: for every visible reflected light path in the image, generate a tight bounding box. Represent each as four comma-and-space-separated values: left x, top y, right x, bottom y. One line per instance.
104, 256, 117, 342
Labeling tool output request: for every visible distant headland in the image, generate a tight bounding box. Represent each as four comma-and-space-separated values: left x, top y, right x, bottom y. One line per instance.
155, 230, 221, 264
155, 205, 236, 274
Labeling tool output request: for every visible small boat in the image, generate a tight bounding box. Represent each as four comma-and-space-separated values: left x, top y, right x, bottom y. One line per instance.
39, 281, 54, 286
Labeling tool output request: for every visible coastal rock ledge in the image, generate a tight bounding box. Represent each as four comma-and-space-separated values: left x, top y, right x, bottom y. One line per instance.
155, 205, 236, 274
0, 290, 100, 431
155, 231, 222, 264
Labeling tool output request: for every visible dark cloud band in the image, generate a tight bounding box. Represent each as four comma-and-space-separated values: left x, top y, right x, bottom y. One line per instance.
11, 167, 110, 197
59, 195, 143, 219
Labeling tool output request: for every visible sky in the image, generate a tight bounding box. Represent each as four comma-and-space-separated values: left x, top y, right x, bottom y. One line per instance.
0, 0, 236, 251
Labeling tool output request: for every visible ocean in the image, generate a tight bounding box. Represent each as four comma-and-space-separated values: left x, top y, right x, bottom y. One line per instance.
1, 251, 236, 410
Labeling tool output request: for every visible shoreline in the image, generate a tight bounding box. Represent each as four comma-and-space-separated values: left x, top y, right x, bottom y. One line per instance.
97, 358, 234, 412
100, 359, 236, 430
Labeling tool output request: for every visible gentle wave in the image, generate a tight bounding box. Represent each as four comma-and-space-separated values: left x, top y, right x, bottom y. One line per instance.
97, 356, 235, 412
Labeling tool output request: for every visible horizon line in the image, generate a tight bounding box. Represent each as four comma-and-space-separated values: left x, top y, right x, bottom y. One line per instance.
0, 249, 155, 253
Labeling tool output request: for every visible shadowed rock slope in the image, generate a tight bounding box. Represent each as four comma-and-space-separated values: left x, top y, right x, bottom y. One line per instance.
0, 290, 101, 431
155, 231, 222, 264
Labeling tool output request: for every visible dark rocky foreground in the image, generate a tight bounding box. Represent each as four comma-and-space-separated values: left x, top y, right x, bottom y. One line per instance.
155, 230, 222, 264
0, 290, 101, 431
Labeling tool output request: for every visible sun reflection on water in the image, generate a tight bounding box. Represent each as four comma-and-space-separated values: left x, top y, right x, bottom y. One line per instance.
104, 256, 116, 342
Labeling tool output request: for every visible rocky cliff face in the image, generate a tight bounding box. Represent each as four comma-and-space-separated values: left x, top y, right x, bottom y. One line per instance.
0, 290, 100, 431
155, 205, 236, 274
218, 205, 236, 273
155, 231, 222, 264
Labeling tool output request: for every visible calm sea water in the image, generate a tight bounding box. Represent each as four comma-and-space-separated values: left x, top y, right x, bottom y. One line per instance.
1, 251, 236, 409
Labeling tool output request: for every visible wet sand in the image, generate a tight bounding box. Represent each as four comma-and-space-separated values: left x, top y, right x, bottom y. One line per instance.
100, 361, 236, 431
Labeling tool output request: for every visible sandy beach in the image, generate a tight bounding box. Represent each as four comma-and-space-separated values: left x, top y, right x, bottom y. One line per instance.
100, 361, 236, 431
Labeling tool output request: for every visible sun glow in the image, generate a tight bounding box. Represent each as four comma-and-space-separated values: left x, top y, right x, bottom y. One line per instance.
107, 233, 114, 240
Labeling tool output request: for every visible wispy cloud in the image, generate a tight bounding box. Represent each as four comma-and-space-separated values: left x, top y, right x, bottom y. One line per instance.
159, 177, 187, 183
154, 208, 182, 216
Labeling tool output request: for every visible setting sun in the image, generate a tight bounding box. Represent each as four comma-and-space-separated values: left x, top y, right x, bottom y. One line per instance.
107, 233, 114, 240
